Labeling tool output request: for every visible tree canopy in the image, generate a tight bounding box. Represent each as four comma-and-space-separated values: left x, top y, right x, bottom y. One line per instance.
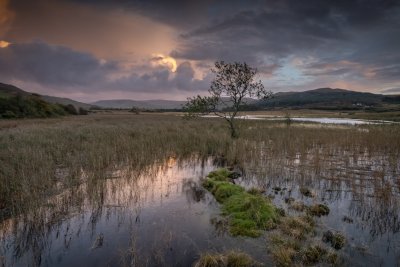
185, 61, 272, 137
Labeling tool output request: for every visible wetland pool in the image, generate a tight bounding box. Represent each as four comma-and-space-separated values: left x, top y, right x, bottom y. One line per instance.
1, 150, 399, 266
0, 158, 271, 267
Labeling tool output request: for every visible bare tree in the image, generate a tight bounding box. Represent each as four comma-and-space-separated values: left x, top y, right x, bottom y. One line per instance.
184, 61, 272, 138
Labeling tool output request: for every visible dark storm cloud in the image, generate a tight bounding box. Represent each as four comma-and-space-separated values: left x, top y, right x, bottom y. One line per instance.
172, 0, 400, 60
2, 0, 400, 100
371, 65, 400, 81
0, 41, 208, 93
6, 0, 400, 71
112, 61, 209, 93
66, 0, 399, 29
0, 41, 117, 86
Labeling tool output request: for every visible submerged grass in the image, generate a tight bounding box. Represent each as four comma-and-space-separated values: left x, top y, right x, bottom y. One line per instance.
1, 113, 399, 220
203, 169, 278, 237
307, 204, 330, 217
0, 115, 232, 218
0, 113, 399, 266
195, 250, 259, 267
269, 216, 339, 266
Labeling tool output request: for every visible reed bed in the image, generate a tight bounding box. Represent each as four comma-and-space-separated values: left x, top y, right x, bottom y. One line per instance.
1, 114, 399, 220
0, 113, 400, 266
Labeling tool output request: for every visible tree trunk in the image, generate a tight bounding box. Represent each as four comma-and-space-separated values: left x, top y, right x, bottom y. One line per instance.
228, 119, 238, 138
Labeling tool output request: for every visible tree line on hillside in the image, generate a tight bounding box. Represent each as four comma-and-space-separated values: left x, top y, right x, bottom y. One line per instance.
0, 94, 88, 119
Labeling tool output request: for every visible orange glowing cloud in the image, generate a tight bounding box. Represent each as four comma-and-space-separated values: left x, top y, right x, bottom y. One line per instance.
0, 40, 10, 48
151, 54, 177, 72
4, 0, 177, 63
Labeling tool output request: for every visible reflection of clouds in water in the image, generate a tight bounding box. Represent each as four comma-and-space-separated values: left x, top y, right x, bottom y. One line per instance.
0, 157, 216, 267
1, 136, 399, 266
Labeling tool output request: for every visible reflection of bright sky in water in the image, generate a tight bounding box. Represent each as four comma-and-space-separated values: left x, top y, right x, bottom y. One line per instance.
0, 157, 272, 267
1, 146, 399, 266
205, 115, 396, 125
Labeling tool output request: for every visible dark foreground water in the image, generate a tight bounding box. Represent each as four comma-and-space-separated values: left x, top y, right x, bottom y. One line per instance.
239, 148, 400, 267
1, 150, 399, 266
0, 158, 271, 267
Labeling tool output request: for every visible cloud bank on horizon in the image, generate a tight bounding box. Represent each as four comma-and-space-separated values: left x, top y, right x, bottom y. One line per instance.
0, 0, 399, 102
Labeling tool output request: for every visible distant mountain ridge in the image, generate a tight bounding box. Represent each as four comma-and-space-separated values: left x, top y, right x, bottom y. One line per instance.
257, 87, 400, 109
94, 88, 399, 110
1, 82, 399, 111
91, 99, 187, 109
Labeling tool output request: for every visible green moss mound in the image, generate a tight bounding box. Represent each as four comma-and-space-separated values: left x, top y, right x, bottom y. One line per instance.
207, 168, 232, 182
203, 179, 245, 202
203, 168, 278, 237
223, 192, 278, 237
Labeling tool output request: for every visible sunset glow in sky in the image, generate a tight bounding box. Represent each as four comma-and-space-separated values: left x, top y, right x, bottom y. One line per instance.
0, 0, 399, 102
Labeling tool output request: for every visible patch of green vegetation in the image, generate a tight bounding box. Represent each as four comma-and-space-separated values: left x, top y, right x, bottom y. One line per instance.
223, 192, 278, 237
0, 94, 87, 119
307, 204, 330, 216
215, 183, 245, 203
203, 169, 278, 237
194, 250, 259, 267
202, 179, 244, 203
207, 168, 232, 181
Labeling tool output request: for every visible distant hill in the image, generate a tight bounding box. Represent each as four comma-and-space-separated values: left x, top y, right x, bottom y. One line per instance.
0, 83, 30, 97
2, 83, 399, 113
92, 88, 400, 110
257, 88, 400, 109
41, 95, 92, 110
92, 99, 187, 110
0, 82, 91, 119
0, 82, 92, 110
92, 97, 259, 110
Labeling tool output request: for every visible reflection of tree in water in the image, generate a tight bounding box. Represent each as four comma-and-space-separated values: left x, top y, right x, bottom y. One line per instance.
182, 179, 205, 203
1, 140, 399, 266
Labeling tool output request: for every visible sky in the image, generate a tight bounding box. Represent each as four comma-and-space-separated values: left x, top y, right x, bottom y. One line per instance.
0, 0, 399, 102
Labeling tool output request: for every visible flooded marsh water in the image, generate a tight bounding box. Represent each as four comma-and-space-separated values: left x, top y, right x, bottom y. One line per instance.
238, 145, 400, 266
0, 157, 272, 267
0, 115, 399, 266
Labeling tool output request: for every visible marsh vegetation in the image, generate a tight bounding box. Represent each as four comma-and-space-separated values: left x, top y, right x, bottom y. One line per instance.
0, 113, 399, 266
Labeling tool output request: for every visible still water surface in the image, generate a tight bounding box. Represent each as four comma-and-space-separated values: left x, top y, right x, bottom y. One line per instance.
0, 158, 271, 267
1, 148, 399, 266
